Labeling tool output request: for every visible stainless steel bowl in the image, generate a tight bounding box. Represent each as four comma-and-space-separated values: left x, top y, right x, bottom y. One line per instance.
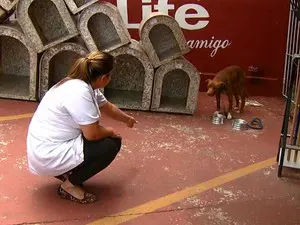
232, 119, 249, 131
212, 113, 226, 125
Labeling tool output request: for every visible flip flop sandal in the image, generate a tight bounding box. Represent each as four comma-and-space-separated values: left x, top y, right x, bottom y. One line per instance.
57, 186, 97, 204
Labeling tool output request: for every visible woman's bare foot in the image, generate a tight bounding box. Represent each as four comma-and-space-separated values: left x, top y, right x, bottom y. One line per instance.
60, 179, 85, 200
58, 179, 97, 204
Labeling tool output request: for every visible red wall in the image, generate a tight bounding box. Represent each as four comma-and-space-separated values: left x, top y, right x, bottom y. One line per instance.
103, 0, 290, 96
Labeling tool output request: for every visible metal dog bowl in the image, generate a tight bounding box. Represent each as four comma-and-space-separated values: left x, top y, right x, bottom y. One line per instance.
212, 113, 226, 125
232, 119, 249, 131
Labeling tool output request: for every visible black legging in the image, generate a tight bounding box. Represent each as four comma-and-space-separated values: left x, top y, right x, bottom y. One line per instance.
68, 136, 122, 185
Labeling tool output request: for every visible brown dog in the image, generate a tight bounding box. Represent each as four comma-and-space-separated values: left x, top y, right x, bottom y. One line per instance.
206, 66, 246, 119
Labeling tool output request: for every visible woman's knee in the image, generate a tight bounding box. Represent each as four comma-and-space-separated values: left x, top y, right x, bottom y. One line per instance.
111, 137, 122, 152
102, 137, 121, 161
101, 137, 121, 154
83, 137, 121, 160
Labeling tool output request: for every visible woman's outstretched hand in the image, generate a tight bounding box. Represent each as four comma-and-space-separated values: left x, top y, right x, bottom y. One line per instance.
126, 116, 137, 128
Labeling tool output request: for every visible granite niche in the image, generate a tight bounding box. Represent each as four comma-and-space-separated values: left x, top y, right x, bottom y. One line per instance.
16, 0, 78, 53
38, 42, 88, 100
63, 0, 98, 14
78, 1, 131, 52
0, 25, 37, 100
104, 39, 154, 111
0, 4, 15, 23
0, 6, 6, 21
0, 0, 19, 11
139, 12, 190, 68
151, 58, 200, 114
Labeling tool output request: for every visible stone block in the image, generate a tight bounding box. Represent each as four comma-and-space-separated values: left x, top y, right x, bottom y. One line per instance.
0, 5, 15, 23
151, 58, 200, 115
104, 39, 154, 111
0, 0, 18, 11
139, 12, 190, 68
0, 6, 5, 18
78, 1, 131, 52
0, 24, 37, 100
38, 42, 88, 100
16, 0, 79, 53
63, 0, 98, 14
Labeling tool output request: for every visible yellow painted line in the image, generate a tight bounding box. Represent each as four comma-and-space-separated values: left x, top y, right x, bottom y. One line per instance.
0, 113, 33, 122
87, 157, 276, 225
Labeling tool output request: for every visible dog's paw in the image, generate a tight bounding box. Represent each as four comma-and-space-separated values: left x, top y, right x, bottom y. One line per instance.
213, 111, 220, 116
227, 112, 232, 120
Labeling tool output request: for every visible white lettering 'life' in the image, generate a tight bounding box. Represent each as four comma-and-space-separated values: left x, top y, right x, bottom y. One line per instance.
154, 0, 175, 15
175, 4, 209, 30
116, 0, 210, 31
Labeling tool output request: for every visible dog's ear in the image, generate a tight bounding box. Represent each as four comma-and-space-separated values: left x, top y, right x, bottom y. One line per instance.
216, 81, 226, 89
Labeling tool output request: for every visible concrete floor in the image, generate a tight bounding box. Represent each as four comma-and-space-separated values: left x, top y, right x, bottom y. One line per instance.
0, 93, 299, 225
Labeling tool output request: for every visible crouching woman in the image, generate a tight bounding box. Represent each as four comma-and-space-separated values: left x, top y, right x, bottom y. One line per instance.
26, 51, 136, 204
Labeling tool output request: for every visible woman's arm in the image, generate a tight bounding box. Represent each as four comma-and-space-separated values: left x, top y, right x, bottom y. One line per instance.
100, 101, 137, 127
80, 121, 116, 141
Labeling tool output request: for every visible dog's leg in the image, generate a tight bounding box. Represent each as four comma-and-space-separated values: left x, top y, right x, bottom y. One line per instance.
234, 93, 240, 111
227, 91, 234, 119
239, 89, 246, 113
213, 92, 221, 115
216, 92, 221, 112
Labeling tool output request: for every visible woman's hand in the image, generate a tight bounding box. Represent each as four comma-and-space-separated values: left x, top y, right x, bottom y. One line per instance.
80, 123, 118, 141
126, 116, 137, 128
100, 102, 137, 128
106, 127, 121, 138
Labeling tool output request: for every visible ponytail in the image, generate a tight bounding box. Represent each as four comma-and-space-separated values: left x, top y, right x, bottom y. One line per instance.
55, 51, 114, 87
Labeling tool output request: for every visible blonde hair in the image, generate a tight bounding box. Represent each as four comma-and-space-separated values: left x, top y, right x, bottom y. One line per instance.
55, 51, 114, 87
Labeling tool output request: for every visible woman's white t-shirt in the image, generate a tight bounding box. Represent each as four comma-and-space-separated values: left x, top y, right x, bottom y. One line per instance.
26, 79, 107, 176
